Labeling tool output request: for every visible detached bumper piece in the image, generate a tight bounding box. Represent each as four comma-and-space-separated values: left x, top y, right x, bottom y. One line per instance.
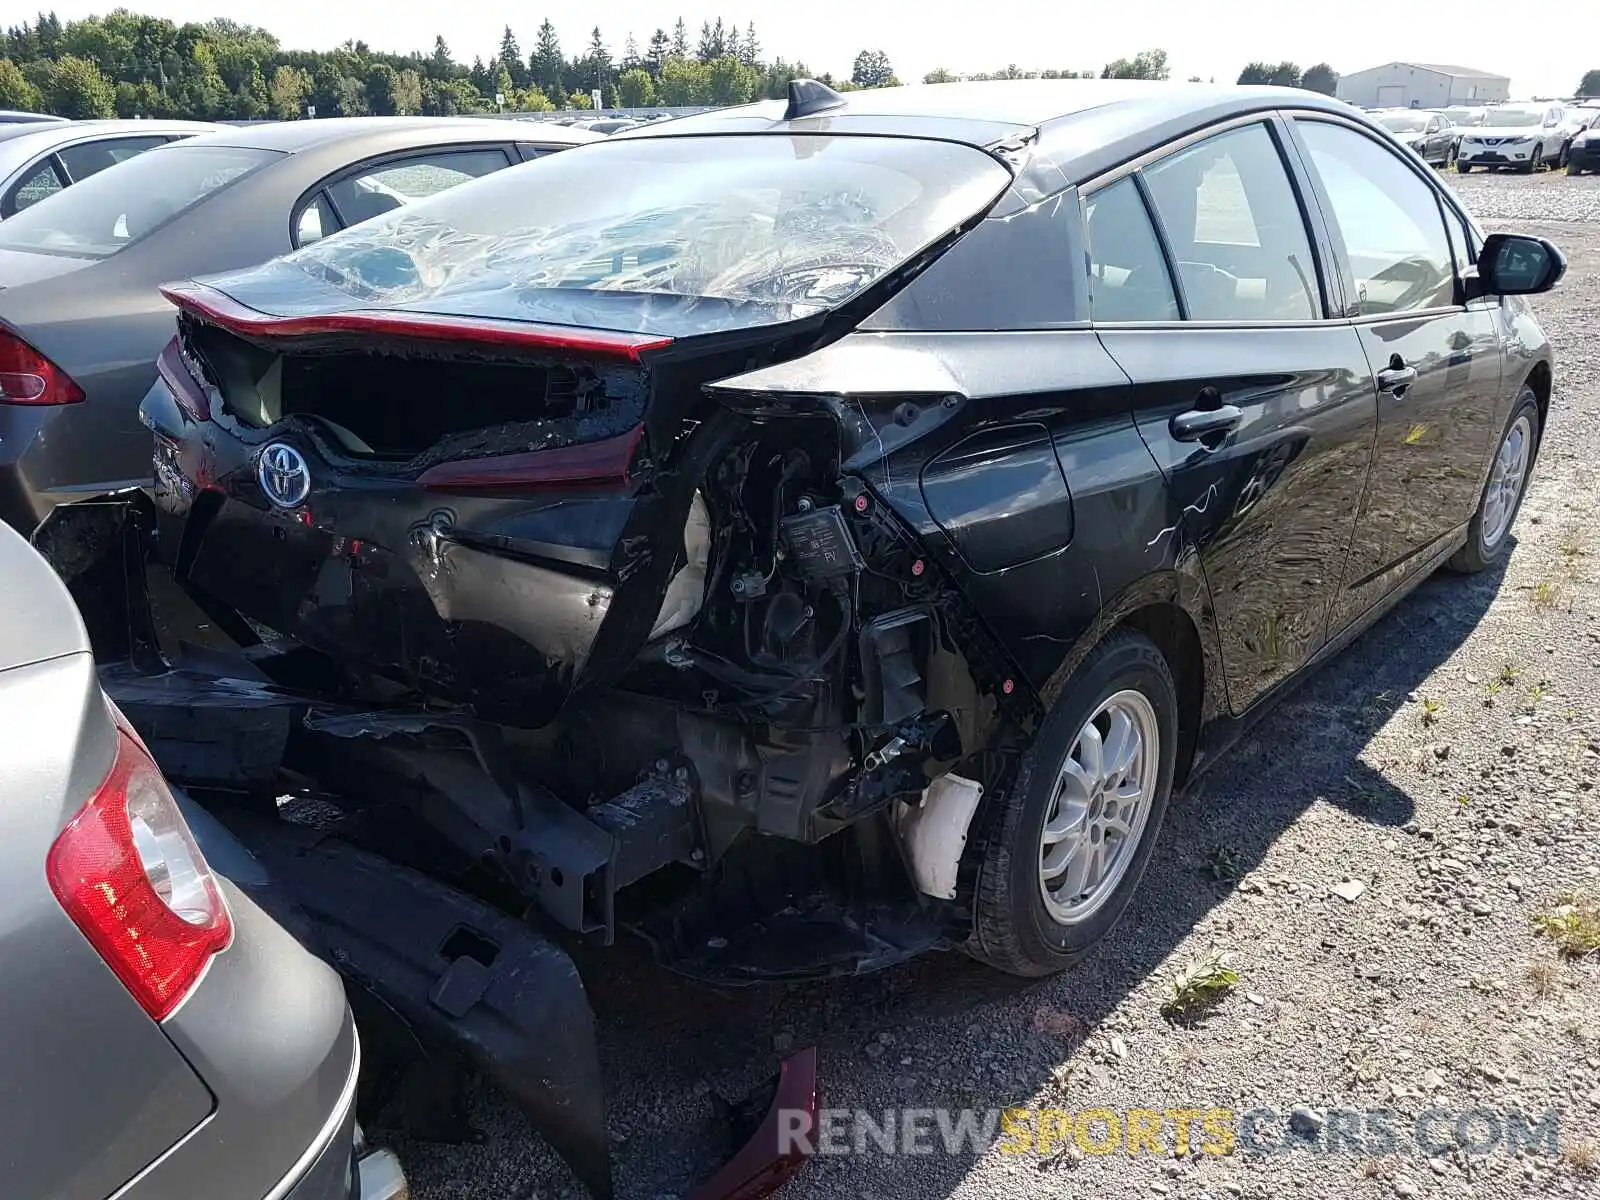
225, 813, 615, 1199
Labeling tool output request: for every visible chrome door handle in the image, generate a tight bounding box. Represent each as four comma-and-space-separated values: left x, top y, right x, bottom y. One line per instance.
1171, 404, 1243, 442
1377, 365, 1418, 394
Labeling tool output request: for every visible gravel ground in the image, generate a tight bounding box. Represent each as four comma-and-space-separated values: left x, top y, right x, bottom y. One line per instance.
401, 167, 1600, 1200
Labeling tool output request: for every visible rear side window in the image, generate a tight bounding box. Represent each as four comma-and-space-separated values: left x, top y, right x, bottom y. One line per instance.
7, 158, 64, 213
325, 148, 512, 229
0, 144, 279, 259
57, 136, 170, 182
1083, 177, 1179, 322
1142, 123, 1320, 322
1296, 121, 1455, 315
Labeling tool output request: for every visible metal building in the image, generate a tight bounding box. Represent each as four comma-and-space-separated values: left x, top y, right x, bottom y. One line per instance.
1336, 62, 1511, 109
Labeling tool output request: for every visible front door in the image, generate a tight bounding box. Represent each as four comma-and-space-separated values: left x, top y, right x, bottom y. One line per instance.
1086, 119, 1378, 714
1291, 118, 1502, 629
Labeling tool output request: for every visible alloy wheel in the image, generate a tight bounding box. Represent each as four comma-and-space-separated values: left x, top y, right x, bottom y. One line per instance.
1481, 412, 1533, 552
1038, 690, 1159, 925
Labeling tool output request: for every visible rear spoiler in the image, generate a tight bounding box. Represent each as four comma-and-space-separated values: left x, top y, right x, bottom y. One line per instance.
158, 280, 674, 362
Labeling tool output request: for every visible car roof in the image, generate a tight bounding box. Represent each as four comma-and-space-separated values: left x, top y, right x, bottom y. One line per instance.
618, 79, 1359, 183
191, 116, 602, 154
0, 118, 217, 147
0, 110, 67, 124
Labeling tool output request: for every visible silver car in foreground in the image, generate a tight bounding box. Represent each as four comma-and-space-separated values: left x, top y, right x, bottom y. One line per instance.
0, 518, 405, 1200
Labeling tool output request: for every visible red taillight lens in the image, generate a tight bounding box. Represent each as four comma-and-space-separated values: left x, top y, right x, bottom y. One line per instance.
46, 726, 232, 1020
418, 424, 644, 493
0, 327, 85, 406
156, 335, 210, 422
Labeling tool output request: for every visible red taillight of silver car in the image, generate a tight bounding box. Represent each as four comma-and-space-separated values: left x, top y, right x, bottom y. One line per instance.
46, 723, 232, 1020
0, 327, 85, 406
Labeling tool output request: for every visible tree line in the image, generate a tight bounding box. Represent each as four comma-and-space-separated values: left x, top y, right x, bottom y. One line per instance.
0, 11, 915, 119
0, 12, 1429, 123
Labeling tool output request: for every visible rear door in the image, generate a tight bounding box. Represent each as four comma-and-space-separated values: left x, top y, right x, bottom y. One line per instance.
1089, 116, 1379, 713
1288, 115, 1501, 629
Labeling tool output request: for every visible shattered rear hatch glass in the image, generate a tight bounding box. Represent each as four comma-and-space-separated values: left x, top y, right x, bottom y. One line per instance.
195, 133, 1012, 338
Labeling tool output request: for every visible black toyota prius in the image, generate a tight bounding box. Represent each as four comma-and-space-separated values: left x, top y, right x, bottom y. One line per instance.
57, 83, 1559, 1190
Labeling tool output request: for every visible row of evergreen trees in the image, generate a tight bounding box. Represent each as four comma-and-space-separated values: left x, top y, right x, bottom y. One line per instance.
0, 14, 1347, 122
0, 11, 882, 120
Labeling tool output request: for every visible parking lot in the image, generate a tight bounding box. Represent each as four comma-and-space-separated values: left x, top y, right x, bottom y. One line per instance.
397, 165, 1600, 1200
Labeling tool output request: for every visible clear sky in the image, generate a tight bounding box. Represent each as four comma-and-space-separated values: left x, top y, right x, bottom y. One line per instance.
39, 0, 1592, 100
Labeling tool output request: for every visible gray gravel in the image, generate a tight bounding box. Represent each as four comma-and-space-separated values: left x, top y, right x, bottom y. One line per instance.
402, 168, 1600, 1200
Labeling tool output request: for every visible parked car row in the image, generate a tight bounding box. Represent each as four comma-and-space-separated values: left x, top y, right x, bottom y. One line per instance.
3, 79, 1564, 1200
0, 117, 600, 533
1369, 100, 1600, 173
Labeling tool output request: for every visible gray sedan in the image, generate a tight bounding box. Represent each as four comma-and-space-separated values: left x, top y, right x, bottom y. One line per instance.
0, 515, 405, 1200
0, 118, 224, 217
0, 116, 599, 534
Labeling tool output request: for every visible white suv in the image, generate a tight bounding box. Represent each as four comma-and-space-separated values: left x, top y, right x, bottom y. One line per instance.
1456, 102, 1568, 172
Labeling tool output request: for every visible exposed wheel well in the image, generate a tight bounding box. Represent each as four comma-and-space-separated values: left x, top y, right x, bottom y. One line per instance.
1116, 603, 1204, 785
1526, 361, 1552, 437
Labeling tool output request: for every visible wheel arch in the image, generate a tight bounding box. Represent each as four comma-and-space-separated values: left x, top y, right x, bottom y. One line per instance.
1035, 569, 1227, 789
1525, 359, 1552, 441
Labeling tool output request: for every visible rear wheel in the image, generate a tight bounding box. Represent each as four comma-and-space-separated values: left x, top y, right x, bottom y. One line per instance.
968, 631, 1177, 977
1448, 388, 1540, 574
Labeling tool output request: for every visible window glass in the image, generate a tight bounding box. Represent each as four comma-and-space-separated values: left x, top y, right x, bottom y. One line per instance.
1083, 177, 1180, 322
1142, 123, 1320, 321
256, 135, 1012, 338
0, 144, 278, 258
10, 159, 63, 212
295, 192, 339, 247
326, 149, 511, 228
57, 136, 170, 183
1297, 121, 1456, 315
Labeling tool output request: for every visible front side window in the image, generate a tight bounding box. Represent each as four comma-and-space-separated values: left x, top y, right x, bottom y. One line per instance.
1083, 177, 1180, 322
325, 149, 512, 228
1142, 122, 1320, 321
0, 143, 279, 258
1296, 120, 1455, 315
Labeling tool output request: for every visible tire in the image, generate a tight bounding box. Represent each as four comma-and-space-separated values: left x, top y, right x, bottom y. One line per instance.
1457, 161, 1473, 173
968, 630, 1178, 977
1522, 147, 1542, 174
1447, 388, 1541, 574
1570, 161, 1586, 176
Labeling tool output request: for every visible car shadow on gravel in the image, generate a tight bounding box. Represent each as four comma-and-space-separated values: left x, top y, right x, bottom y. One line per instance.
398, 553, 1511, 1200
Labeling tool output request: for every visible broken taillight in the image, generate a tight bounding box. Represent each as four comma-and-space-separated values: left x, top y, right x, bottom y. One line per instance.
418, 424, 644, 493
0, 327, 85, 406
156, 335, 209, 422
160, 281, 673, 361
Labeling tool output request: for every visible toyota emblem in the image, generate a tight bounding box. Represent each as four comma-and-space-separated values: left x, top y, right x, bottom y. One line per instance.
258, 442, 311, 509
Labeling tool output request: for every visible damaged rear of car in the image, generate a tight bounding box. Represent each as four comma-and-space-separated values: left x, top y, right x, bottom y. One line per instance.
81, 124, 1026, 1195
139, 127, 1025, 963
46, 109, 1107, 1196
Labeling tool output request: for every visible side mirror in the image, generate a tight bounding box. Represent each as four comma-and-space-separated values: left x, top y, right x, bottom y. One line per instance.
1473, 233, 1566, 297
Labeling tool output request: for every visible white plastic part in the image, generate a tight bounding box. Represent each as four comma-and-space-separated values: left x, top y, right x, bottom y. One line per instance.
650, 490, 711, 640
895, 772, 985, 900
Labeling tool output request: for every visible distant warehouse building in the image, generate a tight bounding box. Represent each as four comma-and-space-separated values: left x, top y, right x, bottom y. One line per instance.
1336, 62, 1510, 109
